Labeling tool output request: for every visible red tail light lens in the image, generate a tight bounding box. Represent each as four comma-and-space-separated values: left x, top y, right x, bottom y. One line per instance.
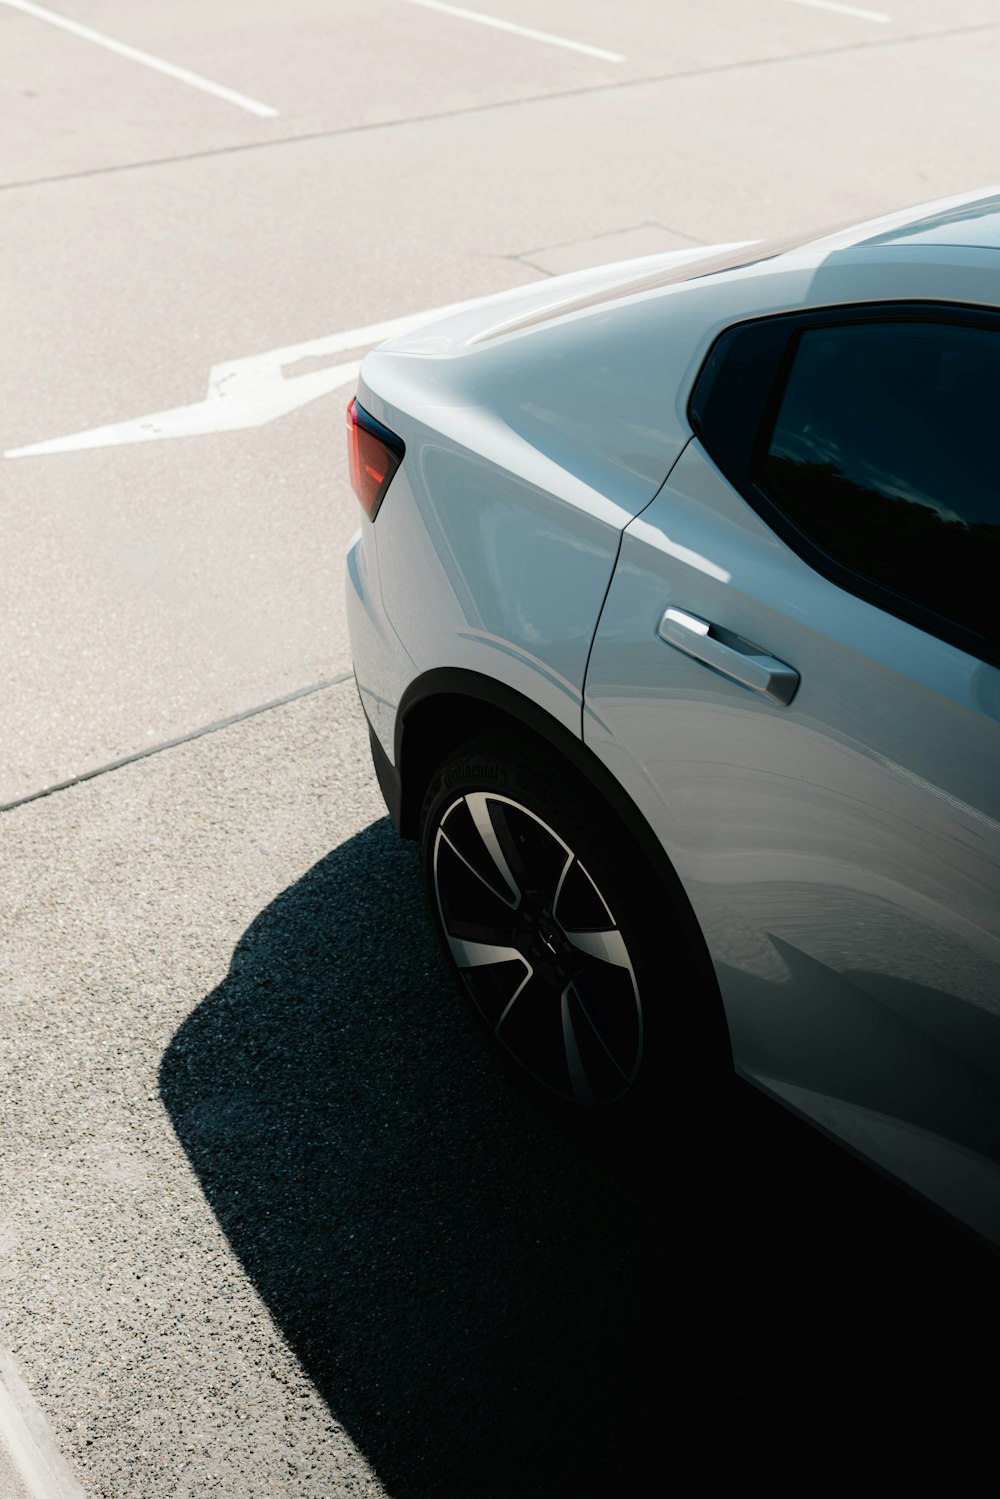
346, 397, 404, 520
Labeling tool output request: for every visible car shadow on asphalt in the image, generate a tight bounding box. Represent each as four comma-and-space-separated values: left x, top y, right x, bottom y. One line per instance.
160, 819, 997, 1492
158, 817, 665, 1499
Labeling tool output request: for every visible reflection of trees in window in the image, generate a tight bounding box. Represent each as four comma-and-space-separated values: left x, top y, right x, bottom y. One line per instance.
762, 455, 999, 645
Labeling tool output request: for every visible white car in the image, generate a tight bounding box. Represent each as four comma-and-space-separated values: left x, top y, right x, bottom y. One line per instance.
345, 188, 1000, 1247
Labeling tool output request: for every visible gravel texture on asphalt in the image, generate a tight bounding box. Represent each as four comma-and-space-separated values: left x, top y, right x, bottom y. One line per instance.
3, 680, 995, 1497
0, 681, 657, 1498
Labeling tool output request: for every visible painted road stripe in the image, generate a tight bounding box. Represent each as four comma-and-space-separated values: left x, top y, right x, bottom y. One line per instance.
0, 0, 279, 117
400, 0, 625, 63
783, 0, 890, 22
0, 1351, 84, 1499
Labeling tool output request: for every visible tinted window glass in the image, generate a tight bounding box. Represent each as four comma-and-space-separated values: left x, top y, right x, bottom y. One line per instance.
761, 320, 1000, 652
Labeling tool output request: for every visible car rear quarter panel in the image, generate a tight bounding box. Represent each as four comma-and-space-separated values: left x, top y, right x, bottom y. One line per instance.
362, 417, 628, 751
351, 263, 802, 752
351, 242, 1000, 762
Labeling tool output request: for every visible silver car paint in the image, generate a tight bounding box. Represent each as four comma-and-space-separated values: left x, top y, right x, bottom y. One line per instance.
354, 242, 997, 749
583, 439, 1000, 1243
353, 246, 743, 749
346, 198, 1000, 1242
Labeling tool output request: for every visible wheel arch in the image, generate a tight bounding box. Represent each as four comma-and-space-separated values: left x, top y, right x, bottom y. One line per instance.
390, 667, 732, 1064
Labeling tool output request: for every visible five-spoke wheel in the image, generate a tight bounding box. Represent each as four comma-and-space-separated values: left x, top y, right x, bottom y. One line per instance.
421, 743, 646, 1108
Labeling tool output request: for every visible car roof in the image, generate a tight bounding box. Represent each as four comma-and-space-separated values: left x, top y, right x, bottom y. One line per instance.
852, 193, 1000, 251
804, 185, 1000, 255
646, 184, 1000, 282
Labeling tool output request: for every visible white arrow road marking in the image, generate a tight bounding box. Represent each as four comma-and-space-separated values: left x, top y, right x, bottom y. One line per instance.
5, 302, 468, 459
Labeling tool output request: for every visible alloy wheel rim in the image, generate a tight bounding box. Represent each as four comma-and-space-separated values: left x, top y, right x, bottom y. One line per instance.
432, 792, 643, 1105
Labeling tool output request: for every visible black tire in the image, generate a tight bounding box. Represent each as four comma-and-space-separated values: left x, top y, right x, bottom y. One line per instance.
419, 732, 675, 1113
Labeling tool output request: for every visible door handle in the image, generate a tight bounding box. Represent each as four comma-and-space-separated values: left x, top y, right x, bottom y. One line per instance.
657, 607, 799, 706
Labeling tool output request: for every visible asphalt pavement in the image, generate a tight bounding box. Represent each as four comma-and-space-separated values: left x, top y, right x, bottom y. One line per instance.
3, 2, 1000, 1494
3, 681, 656, 1498
3, 680, 997, 1497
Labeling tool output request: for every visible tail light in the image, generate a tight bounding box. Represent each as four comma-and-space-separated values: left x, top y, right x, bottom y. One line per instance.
346, 397, 404, 520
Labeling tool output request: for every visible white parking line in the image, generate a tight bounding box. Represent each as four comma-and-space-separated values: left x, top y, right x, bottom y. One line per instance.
782, 0, 890, 22
0, 1351, 84, 1499
0, 0, 279, 118
399, 0, 625, 63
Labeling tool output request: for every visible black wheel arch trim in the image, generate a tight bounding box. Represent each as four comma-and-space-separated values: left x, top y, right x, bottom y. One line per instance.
394, 667, 673, 862
394, 669, 585, 823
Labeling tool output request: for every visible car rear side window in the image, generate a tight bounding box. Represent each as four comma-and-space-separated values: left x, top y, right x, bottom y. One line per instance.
758, 320, 1000, 656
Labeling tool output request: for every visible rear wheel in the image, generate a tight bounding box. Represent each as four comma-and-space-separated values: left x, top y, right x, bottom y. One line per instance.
420, 735, 659, 1110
